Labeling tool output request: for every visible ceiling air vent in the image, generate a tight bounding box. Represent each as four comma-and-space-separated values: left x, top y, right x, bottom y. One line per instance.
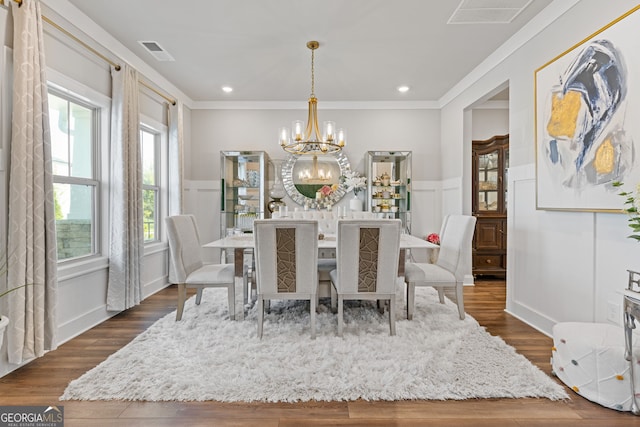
138, 41, 175, 61
448, 0, 534, 24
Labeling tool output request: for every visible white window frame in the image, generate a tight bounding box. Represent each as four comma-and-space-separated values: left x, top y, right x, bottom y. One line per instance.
47, 69, 110, 275
140, 115, 168, 248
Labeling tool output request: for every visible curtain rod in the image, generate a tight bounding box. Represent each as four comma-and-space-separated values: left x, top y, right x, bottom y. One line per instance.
139, 80, 176, 106
6, 0, 177, 105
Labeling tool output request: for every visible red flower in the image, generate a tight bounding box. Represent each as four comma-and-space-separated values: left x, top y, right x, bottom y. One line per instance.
320, 185, 333, 196
426, 233, 440, 245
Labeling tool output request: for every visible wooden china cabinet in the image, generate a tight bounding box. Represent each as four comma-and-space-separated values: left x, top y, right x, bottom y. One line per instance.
472, 135, 508, 277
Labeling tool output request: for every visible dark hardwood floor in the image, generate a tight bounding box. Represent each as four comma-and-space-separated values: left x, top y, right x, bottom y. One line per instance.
1, 278, 639, 426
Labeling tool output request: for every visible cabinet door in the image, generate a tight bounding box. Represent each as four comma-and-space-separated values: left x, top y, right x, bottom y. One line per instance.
472, 135, 508, 215
475, 149, 500, 212
220, 151, 267, 234
474, 218, 504, 250
365, 151, 412, 233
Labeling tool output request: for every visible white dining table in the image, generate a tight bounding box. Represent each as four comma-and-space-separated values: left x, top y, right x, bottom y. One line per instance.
204, 233, 437, 320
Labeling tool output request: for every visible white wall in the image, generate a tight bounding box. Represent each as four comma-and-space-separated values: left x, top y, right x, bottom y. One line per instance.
441, 0, 640, 335
471, 109, 509, 141
186, 108, 444, 256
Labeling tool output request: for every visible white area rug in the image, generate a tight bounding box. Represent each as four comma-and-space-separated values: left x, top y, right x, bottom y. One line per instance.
60, 286, 568, 402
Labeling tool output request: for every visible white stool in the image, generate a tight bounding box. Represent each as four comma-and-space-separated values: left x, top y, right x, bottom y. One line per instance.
552, 322, 640, 412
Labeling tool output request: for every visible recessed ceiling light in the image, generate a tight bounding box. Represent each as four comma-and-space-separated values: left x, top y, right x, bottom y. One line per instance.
397, 85, 410, 93
222, 86, 233, 93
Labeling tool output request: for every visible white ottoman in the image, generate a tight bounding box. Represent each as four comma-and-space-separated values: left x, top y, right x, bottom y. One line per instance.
551, 322, 640, 412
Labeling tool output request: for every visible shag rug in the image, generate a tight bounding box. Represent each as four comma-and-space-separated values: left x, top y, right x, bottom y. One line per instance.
60, 286, 568, 402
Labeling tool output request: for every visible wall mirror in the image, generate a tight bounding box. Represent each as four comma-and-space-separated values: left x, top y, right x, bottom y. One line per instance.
282, 151, 351, 206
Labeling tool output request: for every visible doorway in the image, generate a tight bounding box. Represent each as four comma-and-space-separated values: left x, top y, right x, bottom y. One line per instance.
468, 85, 509, 280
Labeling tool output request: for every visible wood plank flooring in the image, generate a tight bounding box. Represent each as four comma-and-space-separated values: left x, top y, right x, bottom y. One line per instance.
1, 278, 639, 426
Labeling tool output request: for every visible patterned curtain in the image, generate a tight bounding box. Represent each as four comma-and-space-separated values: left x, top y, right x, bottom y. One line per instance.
7, 0, 58, 364
168, 101, 183, 216
106, 64, 143, 311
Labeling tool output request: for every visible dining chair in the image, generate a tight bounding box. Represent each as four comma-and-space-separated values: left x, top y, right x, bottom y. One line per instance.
329, 219, 402, 337
253, 219, 319, 339
404, 214, 477, 320
165, 215, 236, 321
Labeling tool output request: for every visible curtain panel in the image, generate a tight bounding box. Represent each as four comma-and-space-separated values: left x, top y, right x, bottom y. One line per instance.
168, 101, 183, 216
106, 64, 143, 311
7, 0, 58, 364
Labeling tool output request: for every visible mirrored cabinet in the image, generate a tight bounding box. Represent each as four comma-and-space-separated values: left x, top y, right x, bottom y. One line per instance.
365, 151, 412, 233
220, 151, 268, 235
472, 135, 508, 277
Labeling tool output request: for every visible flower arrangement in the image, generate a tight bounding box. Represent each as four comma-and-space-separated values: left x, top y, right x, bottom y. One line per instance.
340, 170, 367, 196
319, 185, 333, 197
613, 181, 640, 241
426, 233, 440, 245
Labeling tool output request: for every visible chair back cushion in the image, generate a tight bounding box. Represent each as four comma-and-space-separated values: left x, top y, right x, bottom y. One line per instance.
335, 219, 401, 294
254, 219, 318, 294
165, 215, 204, 283
436, 215, 477, 281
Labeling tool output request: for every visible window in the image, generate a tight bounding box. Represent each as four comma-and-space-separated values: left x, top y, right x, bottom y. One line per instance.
49, 90, 99, 261
141, 126, 160, 242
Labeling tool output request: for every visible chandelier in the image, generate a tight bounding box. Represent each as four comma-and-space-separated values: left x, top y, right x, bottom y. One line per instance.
278, 41, 346, 155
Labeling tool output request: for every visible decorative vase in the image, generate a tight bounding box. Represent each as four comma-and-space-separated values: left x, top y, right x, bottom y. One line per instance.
429, 247, 440, 264
0, 315, 9, 349
349, 194, 363, 211
268, 159, 286, 214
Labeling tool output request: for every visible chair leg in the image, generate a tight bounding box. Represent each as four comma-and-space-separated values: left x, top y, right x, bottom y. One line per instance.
406, 282, 415, 320
228, 283, 236, 321
330, 282, 337, 313
455, 283, 465, 320
337, 296, 344, 337
257, 297, 264, 339
389, 296, 396, 336
437, 287, 445, 304
176, 283, 187, 321
310, 297, 317, 340
243, 267, 249, 305
195, 287, 204, 305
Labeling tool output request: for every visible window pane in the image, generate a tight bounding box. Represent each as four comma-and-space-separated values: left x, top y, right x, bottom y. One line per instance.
141, 130, 156, 186
49, 93, 93, 179
49, 94, 70, 176
55, 183, 94, 260
143, 188, 156, 241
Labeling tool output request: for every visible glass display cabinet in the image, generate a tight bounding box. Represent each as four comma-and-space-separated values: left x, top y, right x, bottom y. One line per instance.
220, 151, 268, 235
365, 151, 412, 233
472, 135, 508, 277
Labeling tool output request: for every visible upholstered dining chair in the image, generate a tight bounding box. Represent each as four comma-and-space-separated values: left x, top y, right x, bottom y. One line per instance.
253, 219, 319, 339
165, 215, 235, 321
404, 214, 477, 320
329, 219, 402, 337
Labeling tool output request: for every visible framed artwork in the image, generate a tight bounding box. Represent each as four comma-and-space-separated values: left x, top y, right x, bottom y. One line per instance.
535, 5, 640, 211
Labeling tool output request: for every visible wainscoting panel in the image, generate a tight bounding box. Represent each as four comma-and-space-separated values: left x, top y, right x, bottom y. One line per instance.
507, 164, 596, 336
407, 181, 441, 263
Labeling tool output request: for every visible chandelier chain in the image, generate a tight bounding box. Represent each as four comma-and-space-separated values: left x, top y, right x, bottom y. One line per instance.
310, 47, 315, 97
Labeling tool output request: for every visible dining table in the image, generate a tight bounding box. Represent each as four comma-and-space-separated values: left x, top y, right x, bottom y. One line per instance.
204, 232, 437, 320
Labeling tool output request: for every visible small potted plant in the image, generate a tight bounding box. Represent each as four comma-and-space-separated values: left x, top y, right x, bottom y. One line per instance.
340, 170, 367, 211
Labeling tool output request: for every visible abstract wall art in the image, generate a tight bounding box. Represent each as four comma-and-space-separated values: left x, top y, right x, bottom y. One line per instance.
535, 5, 640, 211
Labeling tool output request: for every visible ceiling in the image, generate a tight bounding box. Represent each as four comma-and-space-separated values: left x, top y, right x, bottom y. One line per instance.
63, 0, 555, 104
